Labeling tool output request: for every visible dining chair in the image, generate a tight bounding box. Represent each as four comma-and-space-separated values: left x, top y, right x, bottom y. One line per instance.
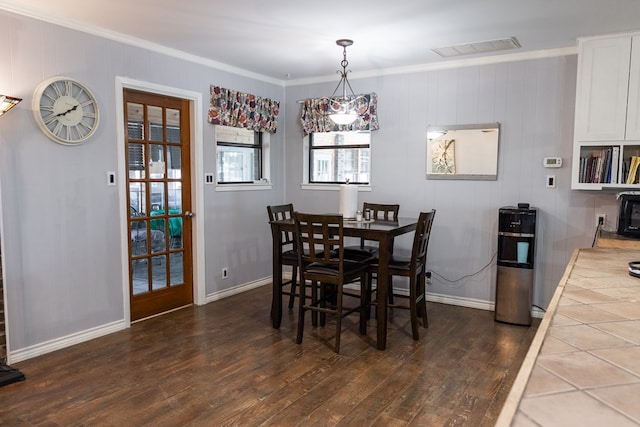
267, 204, 300, 310
344, 202, 400, 307
294, 212, 370, 353
344, 202, 400, 260
372, 210, 435, 340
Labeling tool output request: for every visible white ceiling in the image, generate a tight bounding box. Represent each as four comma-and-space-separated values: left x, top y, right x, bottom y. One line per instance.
2, 0, 640, 84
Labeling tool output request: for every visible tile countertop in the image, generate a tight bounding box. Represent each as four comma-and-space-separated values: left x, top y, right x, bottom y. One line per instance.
496, 247, 640, 426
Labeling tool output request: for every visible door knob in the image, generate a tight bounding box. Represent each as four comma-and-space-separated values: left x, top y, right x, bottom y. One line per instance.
184, 211, 195, 218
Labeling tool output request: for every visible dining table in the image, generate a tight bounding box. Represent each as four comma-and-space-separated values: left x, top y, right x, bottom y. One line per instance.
269, 216, 418, 350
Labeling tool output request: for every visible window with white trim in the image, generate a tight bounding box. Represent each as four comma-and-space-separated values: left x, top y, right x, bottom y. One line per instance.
308, 131, 370, 184
216, 125, 269, 185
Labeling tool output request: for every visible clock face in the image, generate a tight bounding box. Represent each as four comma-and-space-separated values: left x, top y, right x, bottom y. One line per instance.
32, 77, 100, 145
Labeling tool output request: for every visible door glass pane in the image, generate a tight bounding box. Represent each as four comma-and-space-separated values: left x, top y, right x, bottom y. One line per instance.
149, 217, 166, 249
150, 182, 165, 211
129, 182, 146, 215
169, 252, 183, 286
168, 145, 182, 178
128, 143, 146, 179
148, 105, 163, 141
167, 216, 181, 245
127, 103, 144, 140
149, 144, 165, 179
166, 108, 181, 142
132, 260, 149, 295
168, 182, 182, 212
131, 219, 148, 256
170, 222, 183, 249
152, 256, 167, 290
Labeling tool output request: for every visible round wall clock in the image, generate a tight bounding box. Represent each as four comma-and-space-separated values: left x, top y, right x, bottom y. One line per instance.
32, 76, 100, 145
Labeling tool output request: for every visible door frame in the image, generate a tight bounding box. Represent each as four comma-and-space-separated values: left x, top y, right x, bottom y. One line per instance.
115, 77, 205, 326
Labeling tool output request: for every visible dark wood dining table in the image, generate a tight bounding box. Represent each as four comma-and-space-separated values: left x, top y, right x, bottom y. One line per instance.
269, 216, 418, 350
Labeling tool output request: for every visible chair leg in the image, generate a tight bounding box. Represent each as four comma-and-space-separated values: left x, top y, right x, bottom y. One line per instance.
365, 272, 373, 320
419, 273, 429, 328
334, 285, 344, 353
311, 280, 318, 327
359, 273, 368, 335
296, 276, 306, 345
319, 282, 327, 327
409, 275, 419, 341
288, 264, 298, 309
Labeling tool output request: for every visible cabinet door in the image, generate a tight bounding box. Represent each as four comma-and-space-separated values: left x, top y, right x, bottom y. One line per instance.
627, 36, 640, 140
576, 36, 631, 141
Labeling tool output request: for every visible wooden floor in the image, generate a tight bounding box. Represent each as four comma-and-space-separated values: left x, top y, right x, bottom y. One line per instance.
0, 285, 539, 426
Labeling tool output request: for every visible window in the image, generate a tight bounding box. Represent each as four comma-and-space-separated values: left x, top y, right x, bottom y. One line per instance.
216, 125, 264, 184
309, 131, 370, 184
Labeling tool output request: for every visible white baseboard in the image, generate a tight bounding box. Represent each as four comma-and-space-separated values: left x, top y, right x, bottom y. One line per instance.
349, 284, 545, 319
205, 276, 271, 303
426, 291, 494, 311
9, 320, 126, 364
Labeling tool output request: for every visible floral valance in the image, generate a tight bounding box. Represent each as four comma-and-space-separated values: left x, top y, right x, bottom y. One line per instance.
208, 86, 280, 133
299, 92, 379, 135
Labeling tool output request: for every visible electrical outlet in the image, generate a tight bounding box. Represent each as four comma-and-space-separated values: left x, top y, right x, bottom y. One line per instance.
222, 267, 228, 279
596, 213, 606, 228
426, 271, 432, 285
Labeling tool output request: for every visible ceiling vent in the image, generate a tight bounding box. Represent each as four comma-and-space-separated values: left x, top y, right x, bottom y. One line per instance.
432, 37, 521, 58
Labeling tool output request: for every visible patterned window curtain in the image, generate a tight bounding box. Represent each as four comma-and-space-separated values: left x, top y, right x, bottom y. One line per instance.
300, 92, 379, 135
208, 86, 280, 133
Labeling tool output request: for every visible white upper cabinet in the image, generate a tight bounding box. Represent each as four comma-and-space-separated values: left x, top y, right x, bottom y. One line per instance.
572, 33, 640, 190
575, 36, 631, 141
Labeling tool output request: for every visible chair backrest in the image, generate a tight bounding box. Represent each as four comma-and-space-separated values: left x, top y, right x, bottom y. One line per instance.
267, 204, 296, 250
363, 202, 400, 221
411, 210, 436, 269
294, 212, 344, 271
356, 203, 400, 250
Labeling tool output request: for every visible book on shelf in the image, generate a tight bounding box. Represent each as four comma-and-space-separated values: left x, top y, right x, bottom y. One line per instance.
627, 156, 640, 184
611, 147, 620, 183
579, 147, 619, 184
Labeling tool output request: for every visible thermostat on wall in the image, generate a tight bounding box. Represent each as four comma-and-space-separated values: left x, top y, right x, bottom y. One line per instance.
543, 157, 562, 168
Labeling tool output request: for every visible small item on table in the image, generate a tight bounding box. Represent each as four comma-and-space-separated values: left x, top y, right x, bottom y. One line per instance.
356, 210, 363, 222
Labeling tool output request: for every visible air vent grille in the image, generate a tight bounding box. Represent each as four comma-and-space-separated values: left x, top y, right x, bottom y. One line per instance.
432, 37, 521, 58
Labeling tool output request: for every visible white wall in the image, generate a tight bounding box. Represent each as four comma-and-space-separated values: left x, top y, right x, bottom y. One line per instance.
284, 56, 619, 310
0, 9, 285, 359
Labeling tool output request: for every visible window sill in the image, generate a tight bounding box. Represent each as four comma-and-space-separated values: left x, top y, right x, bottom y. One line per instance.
216, 182, 272, 192
300, 183, 372, 191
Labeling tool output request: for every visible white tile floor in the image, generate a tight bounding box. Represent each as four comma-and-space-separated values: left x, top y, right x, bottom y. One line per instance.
499, 248, 640, 426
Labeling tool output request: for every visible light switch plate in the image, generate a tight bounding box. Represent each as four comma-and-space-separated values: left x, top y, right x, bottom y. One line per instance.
546, 175, 556, 188
107, 171, 116, 186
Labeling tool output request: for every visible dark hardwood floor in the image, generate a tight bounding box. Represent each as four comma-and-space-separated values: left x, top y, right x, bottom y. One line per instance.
0, 285, 539, 426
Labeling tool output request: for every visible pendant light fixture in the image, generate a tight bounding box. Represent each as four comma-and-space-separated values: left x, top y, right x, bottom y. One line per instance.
327, 39, 364, 125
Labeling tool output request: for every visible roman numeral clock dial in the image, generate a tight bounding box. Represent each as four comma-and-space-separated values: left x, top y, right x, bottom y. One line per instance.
32, 77, 100, 145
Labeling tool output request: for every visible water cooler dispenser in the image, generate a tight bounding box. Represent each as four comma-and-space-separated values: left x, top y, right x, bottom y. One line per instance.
495, 206, 537, 325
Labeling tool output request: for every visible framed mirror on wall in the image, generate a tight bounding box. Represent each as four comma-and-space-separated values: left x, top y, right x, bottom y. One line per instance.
426, 123, 500, 180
